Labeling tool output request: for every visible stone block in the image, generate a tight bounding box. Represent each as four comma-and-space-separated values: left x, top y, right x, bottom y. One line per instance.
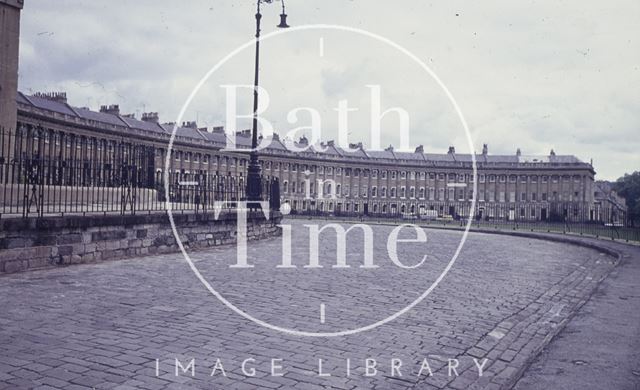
28, 257, 50, 269
57, 234, 83, 245
70, 255, 82, 264
82, 232, 92, 244
91, 230, 127, 242
72, 243, 85, 255
4, 260, 27, 273
81, 253, 95, 263
6, 237, 32, 249
34, 246, 52, 258
106, 241, 120, 250
102, 250, 118, 260
33, 235, 58, 246
58, 245, 73, 256
126, 239, 142, 249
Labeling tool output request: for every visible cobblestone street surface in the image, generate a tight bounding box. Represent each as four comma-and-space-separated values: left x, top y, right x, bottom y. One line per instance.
0, 219, 632, 389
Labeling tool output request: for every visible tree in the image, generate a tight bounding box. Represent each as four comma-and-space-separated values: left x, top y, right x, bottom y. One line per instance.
613, 171, 640, 225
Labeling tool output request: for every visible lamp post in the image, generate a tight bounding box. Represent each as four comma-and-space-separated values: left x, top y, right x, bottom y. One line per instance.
246, 0, 290, 204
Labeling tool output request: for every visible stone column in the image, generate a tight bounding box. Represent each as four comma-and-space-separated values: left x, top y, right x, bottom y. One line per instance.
0, 0, 23, 160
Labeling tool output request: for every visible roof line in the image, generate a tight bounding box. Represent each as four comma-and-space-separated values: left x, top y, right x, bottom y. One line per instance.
64, 102, 80, 117
116, 115, 132, 128
154, 122, 167, 134
19, 92, 35, 106
193, 128, 207, 141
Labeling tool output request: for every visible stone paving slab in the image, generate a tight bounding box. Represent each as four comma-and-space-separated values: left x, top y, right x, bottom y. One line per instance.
514, 239, 640, 390
0, 220, 627, 389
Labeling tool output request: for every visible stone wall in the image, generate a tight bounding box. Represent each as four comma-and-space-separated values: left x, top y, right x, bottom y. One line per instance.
0, 211, 282, 274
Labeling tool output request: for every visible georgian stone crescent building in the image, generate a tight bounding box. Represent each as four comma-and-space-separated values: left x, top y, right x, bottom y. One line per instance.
1, 1, 612, 223
12, 91, 601, 222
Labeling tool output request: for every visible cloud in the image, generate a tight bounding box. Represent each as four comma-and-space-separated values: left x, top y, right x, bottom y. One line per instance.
17, 0, 640, 180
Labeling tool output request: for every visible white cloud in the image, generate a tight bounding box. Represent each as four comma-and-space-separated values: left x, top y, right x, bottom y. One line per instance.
17, 0, 640, 180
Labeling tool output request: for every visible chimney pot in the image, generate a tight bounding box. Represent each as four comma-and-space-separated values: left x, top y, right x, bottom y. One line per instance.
34, 92, 67, 104
142, 112, 159, 123
99, 104, 120, 116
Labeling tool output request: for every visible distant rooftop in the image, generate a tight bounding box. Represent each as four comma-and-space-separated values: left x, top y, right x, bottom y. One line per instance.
16, 91, 590, 167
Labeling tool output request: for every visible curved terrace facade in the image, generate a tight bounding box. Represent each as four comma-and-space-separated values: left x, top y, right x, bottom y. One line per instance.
12, 91, 601, 221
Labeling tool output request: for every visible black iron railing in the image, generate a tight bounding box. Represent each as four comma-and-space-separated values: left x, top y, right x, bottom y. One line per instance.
0, 158, 279, 218
0, 127, 279, 218
288, 200, 639, 242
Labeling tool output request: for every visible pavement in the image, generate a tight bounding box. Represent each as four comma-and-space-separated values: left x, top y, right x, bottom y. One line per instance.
514, 238, 640, 390
0, 219, 636, 390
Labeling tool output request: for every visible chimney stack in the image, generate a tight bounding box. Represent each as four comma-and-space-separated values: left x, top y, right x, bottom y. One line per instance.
34, 92, 68, 104
448, 146, 456, 154
482, 144, 488, 155
182, 121, 198, 129
99, 104, 120, 116
415, 145, 424, 153
141, 112, 159, 123
349, 142, 363, 150
516, 148, 521, 156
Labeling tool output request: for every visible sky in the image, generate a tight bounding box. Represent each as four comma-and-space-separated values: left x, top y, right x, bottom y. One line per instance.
17, 0, 640, 180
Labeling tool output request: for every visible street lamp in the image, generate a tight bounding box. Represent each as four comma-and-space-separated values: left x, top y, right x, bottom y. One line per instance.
246, 0, 290, 204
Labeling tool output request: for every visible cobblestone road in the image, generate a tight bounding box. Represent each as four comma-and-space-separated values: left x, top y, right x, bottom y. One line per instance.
0, 220, 622, 389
